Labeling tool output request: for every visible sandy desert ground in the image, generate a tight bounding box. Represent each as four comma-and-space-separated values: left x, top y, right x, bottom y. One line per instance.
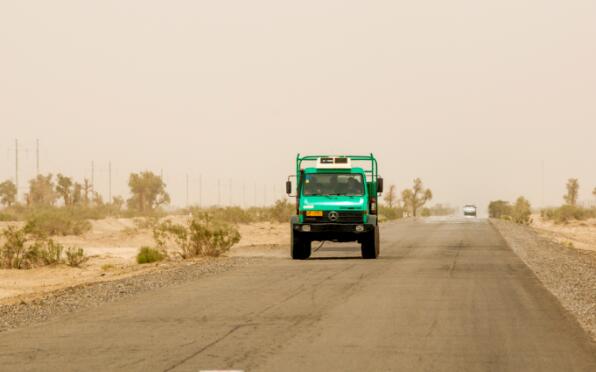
531, 214, 596, 252
0, 218, 288, 304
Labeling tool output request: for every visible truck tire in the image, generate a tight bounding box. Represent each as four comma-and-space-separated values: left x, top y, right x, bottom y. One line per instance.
291, 230, 311, 260
361, 225, 380, 259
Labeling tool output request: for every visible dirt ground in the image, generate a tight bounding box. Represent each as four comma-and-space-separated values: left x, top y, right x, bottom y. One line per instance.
0, 218, 288, 304
531, 214, 596, 252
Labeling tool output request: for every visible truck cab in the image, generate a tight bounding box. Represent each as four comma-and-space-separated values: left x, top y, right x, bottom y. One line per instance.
286, 154, 383, 259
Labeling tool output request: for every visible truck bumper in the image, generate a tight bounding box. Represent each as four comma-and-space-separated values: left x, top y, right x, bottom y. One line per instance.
292, 223, 375, 243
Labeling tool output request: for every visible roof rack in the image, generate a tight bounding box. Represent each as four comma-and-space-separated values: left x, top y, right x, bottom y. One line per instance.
296, 154, 378, 181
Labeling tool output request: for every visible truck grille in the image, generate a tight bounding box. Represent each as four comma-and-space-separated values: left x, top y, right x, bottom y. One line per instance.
303, 211, 364, 223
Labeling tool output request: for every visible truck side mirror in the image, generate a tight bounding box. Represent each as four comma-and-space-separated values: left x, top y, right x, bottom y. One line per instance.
377, 178, 384, 193
286, 180, 292, 195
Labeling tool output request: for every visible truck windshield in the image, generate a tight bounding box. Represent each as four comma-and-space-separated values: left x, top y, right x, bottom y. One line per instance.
302, 173, 365, 196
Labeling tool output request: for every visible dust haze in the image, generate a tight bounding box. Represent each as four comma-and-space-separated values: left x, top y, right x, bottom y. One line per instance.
1, 1, 595, 211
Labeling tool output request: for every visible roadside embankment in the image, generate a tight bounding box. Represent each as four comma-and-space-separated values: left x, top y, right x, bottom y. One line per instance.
491, 219, 596, 340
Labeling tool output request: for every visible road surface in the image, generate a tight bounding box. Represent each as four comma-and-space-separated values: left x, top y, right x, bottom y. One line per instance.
1, 218, 595, 371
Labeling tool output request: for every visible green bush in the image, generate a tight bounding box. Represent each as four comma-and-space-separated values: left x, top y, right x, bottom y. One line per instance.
65, 247, 88, 267
153, 214, 241, 258
24, 208, 92, 237
136, 246, 165, 264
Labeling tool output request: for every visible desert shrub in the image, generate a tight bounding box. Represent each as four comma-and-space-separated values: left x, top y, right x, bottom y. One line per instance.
188, 206, 255, 224
488, 200, 512, 219
0, 227, 68, 269
153, 215, 241, 258
380, 205, 403, 220
1, 225, 30, 269
137, 246, 165, 264
37, 239, 64, 265
133, 217, 160, 230
24, 208, 92, 237
0, 205, 26, 221
65, 247, 88, 267
0, 212, 16, 221
511, 197, 532, 225
184, 199, 295, 224
267, 199, 295, 223
101, 264, 116, 271
421, 204, 456, 217
541, 205, 596, 224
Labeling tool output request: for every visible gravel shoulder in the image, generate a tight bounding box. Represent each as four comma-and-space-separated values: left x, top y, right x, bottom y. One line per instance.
491, 219, 596, 340
0, 256, 259, 333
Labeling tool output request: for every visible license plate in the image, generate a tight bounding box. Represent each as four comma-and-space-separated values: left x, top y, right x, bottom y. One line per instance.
306, 211, 323, 217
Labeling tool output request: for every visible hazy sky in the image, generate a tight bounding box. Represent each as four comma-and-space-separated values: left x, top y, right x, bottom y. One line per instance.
1, 1, 595, 211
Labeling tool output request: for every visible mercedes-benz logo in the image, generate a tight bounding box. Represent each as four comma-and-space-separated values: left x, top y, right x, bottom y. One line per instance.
328, 211, 339, 222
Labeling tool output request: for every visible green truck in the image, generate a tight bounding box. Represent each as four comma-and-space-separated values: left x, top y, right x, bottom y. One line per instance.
285, 154, 384, 260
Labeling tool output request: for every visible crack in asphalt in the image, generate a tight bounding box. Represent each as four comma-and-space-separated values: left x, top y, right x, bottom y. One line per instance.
448, 240, 464, 278
163, 323, 257, 372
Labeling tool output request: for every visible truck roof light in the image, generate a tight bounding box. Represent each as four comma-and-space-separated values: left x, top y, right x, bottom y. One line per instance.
316, 157, 352, 169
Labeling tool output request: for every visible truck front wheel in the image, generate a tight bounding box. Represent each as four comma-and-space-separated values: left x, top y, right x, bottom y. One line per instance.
291, 230, 311, 260
361, 225, 380, 259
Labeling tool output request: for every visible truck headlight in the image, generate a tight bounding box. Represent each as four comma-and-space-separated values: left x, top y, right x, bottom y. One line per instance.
302, 225, 311, 232
355, 225, 364, 232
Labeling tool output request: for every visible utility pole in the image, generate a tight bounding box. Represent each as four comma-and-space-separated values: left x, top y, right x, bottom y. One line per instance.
15, 139, 19, 202
199, 174, 202, 207
243, 182, 246, 208
108, 161, 112, 202
36, 139, 39, 175
186, 174, 189, 207
217, 179, 221, 206
229, 178, 232, 206
541, 160, 545, 208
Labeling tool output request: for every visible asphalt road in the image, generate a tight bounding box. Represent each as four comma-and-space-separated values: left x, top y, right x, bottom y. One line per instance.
1, 218, 595, 371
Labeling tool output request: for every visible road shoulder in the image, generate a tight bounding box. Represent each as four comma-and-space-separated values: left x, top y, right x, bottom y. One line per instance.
0, 257, 259, 333
491, 218, 596, 341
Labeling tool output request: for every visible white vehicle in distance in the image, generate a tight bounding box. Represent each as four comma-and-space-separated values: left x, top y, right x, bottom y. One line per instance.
463, 205, 477, 217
